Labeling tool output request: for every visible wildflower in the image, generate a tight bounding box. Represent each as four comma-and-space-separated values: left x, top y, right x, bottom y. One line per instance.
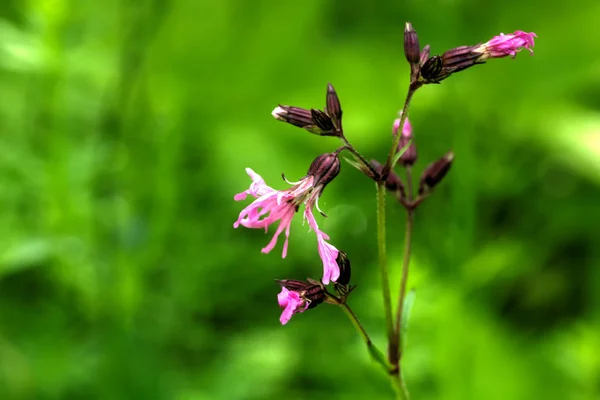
473, 30, 537, 61
421, 30, 537, 83
276, 279, 325, 325
234, 153, 341, 284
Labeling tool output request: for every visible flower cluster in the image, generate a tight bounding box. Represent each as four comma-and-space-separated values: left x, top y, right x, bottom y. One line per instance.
233, 23, 536, 329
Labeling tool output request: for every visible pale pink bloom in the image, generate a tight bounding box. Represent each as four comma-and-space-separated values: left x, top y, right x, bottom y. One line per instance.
304, 209, 340, 284
392, 116, 417, 166
277, 287, 309, 324
234, 157, 341, 284
393, 116, 412, 138
475, 30, 537, 60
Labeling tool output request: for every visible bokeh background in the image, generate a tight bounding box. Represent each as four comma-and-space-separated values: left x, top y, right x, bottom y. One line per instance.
1, 0, 600, 399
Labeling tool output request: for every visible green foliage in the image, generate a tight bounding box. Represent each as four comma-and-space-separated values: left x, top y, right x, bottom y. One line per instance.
1, 0, 599, 399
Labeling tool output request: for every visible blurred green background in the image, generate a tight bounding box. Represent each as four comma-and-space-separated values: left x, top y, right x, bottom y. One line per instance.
1, 0, 600, 399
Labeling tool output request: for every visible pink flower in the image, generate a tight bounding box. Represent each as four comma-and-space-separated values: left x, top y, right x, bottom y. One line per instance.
233, 153, 341, 284
392, 116, 417, 166
277, 287, 309, 325
393, 116, 412, 138
475, 30, 537, 60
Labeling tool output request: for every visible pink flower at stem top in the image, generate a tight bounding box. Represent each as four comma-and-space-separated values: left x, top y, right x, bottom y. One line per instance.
233, 154, 341, 284
475, 30, 537, 60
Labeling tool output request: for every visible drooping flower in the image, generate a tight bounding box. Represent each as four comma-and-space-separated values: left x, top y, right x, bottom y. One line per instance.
276, 280, 326, 325
277, 287, 309, 325
474, 31, 537, 60
234, 153, 342, 284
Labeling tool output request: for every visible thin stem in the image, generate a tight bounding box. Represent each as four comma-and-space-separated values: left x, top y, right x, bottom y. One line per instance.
392, 374, 410, 400
340, 135, 379, 178
376, 182, 395, 362
383, 84, 419, 177
395, 167, 414, 357
339, 302, 371, 346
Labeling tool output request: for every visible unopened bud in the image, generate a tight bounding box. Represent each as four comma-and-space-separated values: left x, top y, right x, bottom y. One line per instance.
335, 251, 352, 286
310, 109, 335, 132
307, 153, 341, 189
404, 22, 421, 66
325, 83, 343, 130
420, 56, 448, 83
418, 151, 454, 195
272, 105, 336, 135
272, 105, 312, 127
370, 159, 405, 197
393, 117, 417, 166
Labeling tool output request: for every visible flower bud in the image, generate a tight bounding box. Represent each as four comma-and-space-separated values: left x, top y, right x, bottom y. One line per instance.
419, 55, 447, 83
272, 105, 313, 127
393, 117, 417, 166
325, 83, 343, 130
335, 251, 352, 286
307, 153, 341, 190
418, 151, 454, 195
404, 22, 421, 67
370, 159, 405, 197
310, 108, 335, 132
272, 105, 336, 135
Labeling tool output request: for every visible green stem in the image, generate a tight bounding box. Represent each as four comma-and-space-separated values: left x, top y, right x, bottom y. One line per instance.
395, 167, 414, 357
376, 182, 394, 362
383, 84, 418, 176
391, 373, 410, 400
341, 136, 379, 178
339, 302, 371, 345
336, 297, 389, 372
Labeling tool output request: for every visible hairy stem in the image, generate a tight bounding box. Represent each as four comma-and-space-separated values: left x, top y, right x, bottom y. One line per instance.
395, 167, 414, 357
376, 182, 394, 362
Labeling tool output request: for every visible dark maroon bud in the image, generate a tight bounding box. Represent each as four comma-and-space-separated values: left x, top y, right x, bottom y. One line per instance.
272, 105, 334, 135
404, 22, 421, 66
418, 151, 454, 195
311, 108, 335, 132
370, 159, 405, 197
307, 153, 341, 189
335, 251, 352, 286
441, 45, 484, 74
420, 56, 449, 83
325, 83, 343, 130
419, 44, 431, 66
272, 105, 313, 127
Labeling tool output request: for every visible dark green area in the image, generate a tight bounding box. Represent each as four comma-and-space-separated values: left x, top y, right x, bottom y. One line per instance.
1, 1, 599, 399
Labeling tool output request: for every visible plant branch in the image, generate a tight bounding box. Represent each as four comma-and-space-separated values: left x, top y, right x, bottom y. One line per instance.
340, 135, 379, 178
375, 182, 395, 363
382, 83, 420, 179
395, 167, 414, 358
